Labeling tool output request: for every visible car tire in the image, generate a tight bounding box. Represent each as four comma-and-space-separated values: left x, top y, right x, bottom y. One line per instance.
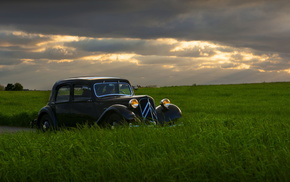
39, 114, 54, 132
105, 112, 126, 128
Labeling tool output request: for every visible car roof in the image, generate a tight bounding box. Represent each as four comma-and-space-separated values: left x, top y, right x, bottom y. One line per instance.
54, 77, 130, 86
63, 76, 122, 81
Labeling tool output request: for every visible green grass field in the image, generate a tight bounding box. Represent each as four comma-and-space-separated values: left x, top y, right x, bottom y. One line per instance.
0, 91, 50, 126
0, 83, 289, 181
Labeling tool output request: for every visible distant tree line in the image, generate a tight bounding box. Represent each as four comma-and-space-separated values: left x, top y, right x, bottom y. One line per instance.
0, 83, 24, 91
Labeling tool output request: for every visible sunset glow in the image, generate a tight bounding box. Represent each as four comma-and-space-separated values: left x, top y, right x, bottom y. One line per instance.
0, 31, 286, 74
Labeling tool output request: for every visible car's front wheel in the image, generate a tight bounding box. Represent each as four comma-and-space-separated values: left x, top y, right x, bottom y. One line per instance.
104, 112, 126, 128
39, 114, 54, 132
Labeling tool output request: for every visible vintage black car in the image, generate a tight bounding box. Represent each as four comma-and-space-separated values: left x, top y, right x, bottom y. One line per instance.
35, 77, 182, 131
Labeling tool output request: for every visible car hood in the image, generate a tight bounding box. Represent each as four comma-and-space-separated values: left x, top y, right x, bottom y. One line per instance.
96, 95, 154, 104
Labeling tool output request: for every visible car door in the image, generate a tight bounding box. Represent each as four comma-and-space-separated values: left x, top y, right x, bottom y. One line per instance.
70, 84, 97, 126
54, 84, 72, 126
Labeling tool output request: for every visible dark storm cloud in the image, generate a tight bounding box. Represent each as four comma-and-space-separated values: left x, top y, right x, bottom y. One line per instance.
0, 30, 85, 61
66, 38, 217, 58
135, 55, 198, 67
173, 45, 217, 57
36, 47, 83, 60
65, 38, 174, 56
1, 0, 289, 54
0, 31, 49, 46
0, 57, 21, 65
0, 46, 79, 61
0, 49, 31, 64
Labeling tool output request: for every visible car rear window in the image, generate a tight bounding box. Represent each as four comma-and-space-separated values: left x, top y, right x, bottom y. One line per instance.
56, 85, 70, 102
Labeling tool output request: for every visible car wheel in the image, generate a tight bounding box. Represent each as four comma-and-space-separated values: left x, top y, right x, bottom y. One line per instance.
39, 114, 54, 132
105, 112, 126, 128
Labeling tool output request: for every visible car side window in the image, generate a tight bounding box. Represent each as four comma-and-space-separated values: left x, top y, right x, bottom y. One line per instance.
73, 85, 91, 101
56, 85, 70, 102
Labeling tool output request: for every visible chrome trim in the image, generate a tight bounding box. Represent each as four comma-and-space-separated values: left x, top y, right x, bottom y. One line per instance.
139, 98, 158, 121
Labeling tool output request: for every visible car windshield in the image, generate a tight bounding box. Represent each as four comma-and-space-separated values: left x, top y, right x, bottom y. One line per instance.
94, 82, 133, 97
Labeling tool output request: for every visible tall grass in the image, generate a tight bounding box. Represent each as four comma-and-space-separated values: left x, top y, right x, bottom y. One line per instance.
0, 82, 289, 181
0, 121, 289, 181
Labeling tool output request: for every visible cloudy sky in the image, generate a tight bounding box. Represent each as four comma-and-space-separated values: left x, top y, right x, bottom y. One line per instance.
1, 0, 290, 90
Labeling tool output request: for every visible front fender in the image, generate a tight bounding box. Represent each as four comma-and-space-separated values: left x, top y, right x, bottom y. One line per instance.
37, 106, 57, 127
156, 104, 182, 124
96, 104, 136, 124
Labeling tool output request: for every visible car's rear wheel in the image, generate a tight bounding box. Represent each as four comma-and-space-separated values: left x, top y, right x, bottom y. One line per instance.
39, 114, 54, 132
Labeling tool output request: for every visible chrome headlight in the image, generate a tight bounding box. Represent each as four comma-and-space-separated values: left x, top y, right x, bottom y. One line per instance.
129, 99, 139, 109
160, 98, 171, 108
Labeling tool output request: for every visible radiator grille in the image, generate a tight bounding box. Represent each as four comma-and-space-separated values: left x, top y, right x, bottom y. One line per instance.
139, 98, 158, 121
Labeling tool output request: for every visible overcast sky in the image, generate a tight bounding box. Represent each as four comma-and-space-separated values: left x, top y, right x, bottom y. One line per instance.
1, 0, 290, 90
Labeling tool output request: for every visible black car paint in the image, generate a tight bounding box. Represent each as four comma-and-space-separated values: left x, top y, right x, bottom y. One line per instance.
36, 77, 182, 128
